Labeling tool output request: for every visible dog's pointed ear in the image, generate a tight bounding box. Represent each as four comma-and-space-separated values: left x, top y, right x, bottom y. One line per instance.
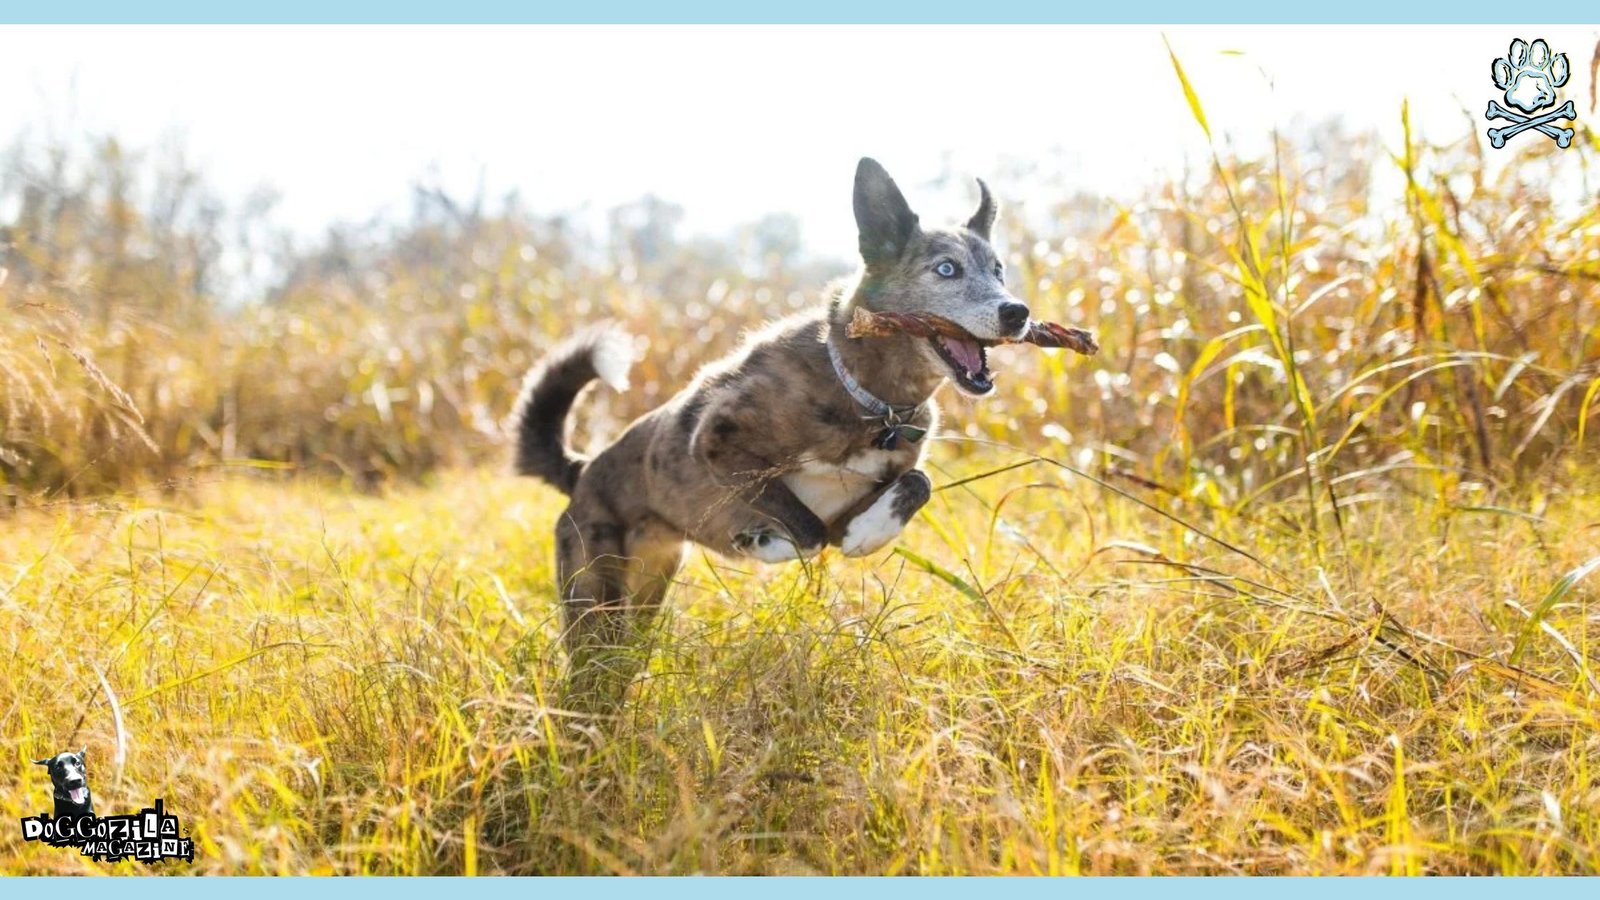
78, 746, 87, 759
967, 177, 998, 240
853, 157, 919, 267
33, 758, 50, 766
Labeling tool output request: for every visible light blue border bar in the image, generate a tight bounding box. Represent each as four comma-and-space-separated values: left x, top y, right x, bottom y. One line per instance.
14, 875, 1600, 889
0, 2, 1597, 24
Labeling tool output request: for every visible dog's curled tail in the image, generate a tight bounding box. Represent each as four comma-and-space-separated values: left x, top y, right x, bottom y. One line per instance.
511, 323, 633, 495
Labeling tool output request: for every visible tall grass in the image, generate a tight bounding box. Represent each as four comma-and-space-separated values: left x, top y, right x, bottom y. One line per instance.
2, 466, 1597, 874
2, 57, 1600, 875
5, 89, 1596, 512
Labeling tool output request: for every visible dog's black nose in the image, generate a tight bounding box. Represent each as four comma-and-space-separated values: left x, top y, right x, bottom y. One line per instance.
998, 302, 1030, 334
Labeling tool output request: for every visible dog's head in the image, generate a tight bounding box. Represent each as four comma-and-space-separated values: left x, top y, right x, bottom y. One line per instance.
34, 748, 91, 809
851, 157, 1028, 397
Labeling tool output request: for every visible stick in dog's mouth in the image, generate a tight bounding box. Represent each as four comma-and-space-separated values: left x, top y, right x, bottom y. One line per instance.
846, 307, 1100, 358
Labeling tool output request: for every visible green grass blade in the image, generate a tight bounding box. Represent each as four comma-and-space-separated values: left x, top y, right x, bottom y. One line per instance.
892, 546, 983, 603
1509, 555, 1600, 666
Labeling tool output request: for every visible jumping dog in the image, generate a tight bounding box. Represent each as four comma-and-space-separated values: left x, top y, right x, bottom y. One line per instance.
514, 158, 1031, 706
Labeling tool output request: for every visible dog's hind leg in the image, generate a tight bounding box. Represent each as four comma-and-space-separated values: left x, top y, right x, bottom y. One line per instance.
557, 511, 684, 714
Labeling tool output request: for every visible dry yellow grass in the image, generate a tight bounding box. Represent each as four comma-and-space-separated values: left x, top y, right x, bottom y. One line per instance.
2, 454, 1597, 874
3, 55, 1600, 874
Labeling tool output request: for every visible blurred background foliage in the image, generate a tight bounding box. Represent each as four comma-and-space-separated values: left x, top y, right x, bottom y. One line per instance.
2, 118, 1597, 515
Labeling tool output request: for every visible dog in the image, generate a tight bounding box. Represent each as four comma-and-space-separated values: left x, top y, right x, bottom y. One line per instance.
513, 158, 1032, 706
33, 747, 93, 818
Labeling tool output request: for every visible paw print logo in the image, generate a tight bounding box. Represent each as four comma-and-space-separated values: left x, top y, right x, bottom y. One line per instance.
1493, 38, 1569, 112
1485, 38, 1576, 149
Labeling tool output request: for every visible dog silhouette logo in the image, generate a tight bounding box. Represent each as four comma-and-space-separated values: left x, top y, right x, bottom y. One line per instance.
33, 748, 93, 817
21, 748, 195, 864
1486, 38, 1577, 149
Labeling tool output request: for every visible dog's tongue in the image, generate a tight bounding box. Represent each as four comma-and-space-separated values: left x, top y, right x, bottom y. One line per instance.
69, 786, 87, 804
940, 336, 984, 374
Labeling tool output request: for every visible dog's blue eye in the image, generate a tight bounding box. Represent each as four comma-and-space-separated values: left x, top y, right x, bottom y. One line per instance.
993, 264, 1004, 281
935, 260, 959, 278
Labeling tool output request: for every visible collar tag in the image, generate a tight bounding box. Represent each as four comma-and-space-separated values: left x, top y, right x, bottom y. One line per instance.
874, 424, 927, 450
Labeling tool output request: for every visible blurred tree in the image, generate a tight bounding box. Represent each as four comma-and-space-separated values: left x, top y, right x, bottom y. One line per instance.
740, 212, 802, 276
607, 194, 683, 269
0, 133, 234, 319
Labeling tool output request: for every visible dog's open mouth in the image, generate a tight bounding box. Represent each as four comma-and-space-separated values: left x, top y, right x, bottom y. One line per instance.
67, 785, 87, 804
929, 334, 994, 396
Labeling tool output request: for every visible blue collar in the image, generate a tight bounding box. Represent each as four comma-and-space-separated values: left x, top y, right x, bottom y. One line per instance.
826, 332, 928, 448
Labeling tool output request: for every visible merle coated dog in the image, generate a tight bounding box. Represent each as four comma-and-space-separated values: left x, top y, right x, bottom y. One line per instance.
33, 747, 93, 817
513, 157, 1032, 707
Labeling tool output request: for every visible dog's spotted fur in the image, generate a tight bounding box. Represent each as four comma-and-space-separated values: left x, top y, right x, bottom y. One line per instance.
512, 158, 1031, 708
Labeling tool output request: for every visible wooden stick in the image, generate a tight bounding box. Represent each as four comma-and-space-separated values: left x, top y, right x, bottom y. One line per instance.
845, 307, 1099, 356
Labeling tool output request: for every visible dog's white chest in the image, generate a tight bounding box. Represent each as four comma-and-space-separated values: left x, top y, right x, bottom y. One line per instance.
783, 449, 898, 523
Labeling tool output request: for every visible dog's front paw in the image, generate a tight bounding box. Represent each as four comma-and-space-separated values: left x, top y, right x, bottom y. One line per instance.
840, 471, 931, 557
733, 528, 819, 564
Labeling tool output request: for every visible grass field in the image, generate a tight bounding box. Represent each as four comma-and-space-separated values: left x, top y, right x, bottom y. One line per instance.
2, 453, 1598, 874
4, 47, 1600, 873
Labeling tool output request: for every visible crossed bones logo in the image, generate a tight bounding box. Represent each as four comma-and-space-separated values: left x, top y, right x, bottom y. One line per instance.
1485, 38, 1576, 149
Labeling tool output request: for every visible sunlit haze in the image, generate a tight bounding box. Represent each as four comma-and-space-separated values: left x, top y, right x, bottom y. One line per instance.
3, 24, 1595, 260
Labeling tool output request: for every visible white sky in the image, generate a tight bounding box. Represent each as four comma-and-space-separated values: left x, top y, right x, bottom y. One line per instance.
1, 24, 1595, 258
